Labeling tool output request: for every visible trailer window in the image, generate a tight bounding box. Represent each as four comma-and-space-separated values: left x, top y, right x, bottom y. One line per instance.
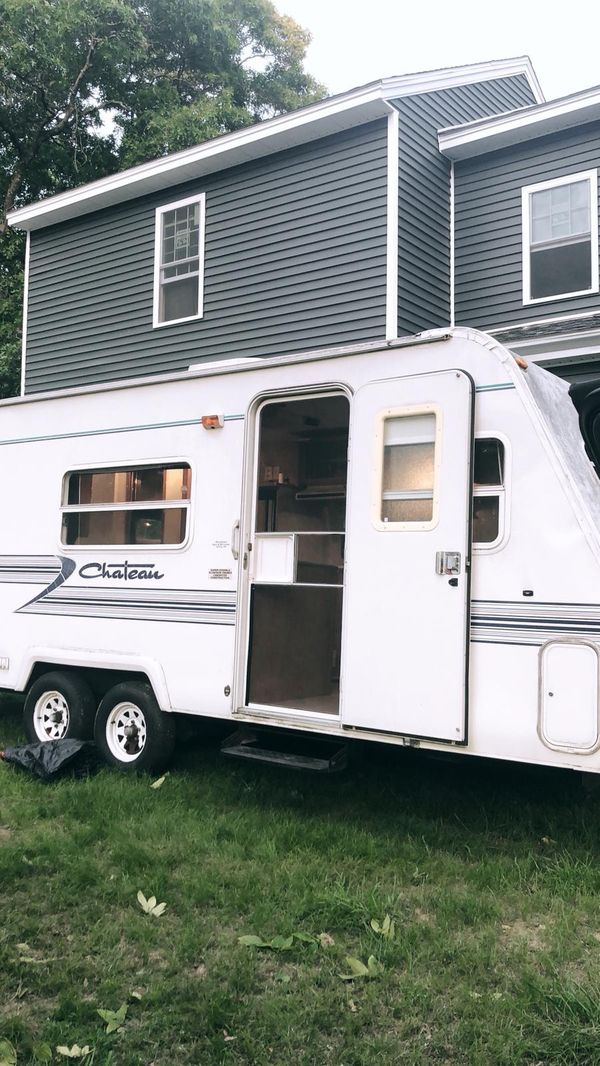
381, 413, 436, 523
473, 439, 504, 545
61, 464, 191, 546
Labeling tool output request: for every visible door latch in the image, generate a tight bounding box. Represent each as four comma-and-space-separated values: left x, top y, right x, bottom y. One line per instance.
435, 551, 461, 576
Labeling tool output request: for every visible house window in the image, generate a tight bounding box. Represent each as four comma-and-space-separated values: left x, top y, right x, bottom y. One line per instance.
153, 194, 205, 326
473, 439, 504, 546
61, 463, 191, 546
522, 171, 598, 303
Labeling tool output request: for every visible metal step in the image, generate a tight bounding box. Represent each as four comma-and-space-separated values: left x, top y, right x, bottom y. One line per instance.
221, 727, 348, 773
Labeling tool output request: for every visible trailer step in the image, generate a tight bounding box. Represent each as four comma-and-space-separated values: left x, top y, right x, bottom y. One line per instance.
221, 727, 349, 773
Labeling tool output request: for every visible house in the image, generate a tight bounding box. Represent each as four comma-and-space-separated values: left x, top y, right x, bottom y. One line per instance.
439, 85, 600, 385
7, 57, 541, 394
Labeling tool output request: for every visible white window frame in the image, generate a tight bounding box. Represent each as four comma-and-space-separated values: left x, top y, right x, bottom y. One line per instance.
522, 170, 599, 306
472, 433, 510, 554
372, 404, 442, 532
153, 193, 206, 328
59, 458, 193, 552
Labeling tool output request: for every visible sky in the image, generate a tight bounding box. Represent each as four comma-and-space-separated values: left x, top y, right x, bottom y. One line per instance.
275, 0, 600, 103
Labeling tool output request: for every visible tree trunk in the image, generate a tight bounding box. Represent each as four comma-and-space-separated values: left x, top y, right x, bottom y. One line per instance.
0, 164, 24, 237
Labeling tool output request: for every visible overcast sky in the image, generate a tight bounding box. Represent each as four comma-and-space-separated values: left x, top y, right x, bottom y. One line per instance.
275, 0, 600, 102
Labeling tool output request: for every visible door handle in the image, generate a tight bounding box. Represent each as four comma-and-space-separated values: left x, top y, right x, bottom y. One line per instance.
435, 551, 461, 576
231, 520, 240, 560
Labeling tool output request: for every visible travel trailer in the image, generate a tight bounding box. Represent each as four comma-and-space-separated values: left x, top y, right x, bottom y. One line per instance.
1, 326, 600, 776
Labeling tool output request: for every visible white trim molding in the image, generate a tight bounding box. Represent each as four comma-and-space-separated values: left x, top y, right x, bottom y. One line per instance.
20, 231, 30, 396
7, 58, 541, 233
383, 56, 542, 102
491, 307, 600, 335
521, 169, 599, 306
385, 110, 399, 340
449, 161, 455, 327
439, 82, 600, 161
152, 192, 206, 328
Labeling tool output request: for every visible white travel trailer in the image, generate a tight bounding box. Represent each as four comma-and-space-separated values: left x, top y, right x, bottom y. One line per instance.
1, 326, 600, 776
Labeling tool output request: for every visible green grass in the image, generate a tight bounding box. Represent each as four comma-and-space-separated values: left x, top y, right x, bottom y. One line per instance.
2, 696, 600, 1064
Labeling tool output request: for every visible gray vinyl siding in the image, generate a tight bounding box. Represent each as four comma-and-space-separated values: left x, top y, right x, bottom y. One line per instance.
393, 74, 537, 334
455, 122, 600, 329
25, 121, 388, 392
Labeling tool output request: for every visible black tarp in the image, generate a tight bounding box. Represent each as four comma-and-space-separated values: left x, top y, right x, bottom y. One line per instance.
0, 739, 101, 780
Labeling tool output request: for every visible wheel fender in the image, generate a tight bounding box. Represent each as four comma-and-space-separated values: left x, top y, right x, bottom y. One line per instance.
15, 647, 172, 711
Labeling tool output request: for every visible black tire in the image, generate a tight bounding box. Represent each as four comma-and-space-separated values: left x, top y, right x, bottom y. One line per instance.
94, 680, 176, 773
23, 671, 96, 744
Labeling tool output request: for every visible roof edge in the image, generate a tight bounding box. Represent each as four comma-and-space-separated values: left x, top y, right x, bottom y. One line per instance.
383, 55, 543, 102
8, 56, 542, 232
439, 81, 600, 159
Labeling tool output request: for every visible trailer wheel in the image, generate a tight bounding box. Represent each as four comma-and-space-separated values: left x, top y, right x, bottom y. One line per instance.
24, 671, 96, 743
94, 681, 175, 773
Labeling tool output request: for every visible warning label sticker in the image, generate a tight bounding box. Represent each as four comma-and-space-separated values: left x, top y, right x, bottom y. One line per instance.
209, 568, 232, 580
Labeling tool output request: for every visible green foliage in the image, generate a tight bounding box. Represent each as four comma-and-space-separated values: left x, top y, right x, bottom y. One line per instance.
115, 0, 323, 167
96, 1003, 127, 1034
31, 1046, 51, 1064
0, 1038, 17, 1066
370, 914, 396, 940
0, 228, 23, 398
238, 930, 319, 950
0, 0, 324, 398
339, 955, 383, 981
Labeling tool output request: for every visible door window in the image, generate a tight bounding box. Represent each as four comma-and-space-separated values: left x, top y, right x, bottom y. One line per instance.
380, 411, 437, 527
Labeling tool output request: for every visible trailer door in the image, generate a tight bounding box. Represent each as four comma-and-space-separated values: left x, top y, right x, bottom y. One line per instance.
341, 369, 473, 741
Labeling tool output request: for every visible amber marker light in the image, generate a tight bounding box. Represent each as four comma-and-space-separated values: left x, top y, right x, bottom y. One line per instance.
201, 414, 224, 429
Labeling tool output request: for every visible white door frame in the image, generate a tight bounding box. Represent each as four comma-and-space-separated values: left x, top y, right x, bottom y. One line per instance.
232, 381, 352, 721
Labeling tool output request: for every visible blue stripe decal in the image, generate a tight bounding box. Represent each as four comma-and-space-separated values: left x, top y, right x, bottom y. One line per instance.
475, 383, 516, 393
0, 414, 244, 447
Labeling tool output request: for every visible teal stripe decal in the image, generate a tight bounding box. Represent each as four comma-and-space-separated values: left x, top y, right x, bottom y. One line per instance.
475, 383, 516, 393
0, 414, 245, 447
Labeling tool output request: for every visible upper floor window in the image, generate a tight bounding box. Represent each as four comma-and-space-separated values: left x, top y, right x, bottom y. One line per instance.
522, 171, 598, 304
153, 194, 205, 327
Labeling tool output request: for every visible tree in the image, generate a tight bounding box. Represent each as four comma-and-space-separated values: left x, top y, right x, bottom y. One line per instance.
0, 0, 323, 396
0, 229, 23, 396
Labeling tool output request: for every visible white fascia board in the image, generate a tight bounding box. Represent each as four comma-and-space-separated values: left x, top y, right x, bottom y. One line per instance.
20, 231, 30, 397
439, 83, 600, 160
7, 56, 541, 233
499, 334, 600, 362
385, 109, 399, 340
382, 55, 543, 102
7, 87, 391, 232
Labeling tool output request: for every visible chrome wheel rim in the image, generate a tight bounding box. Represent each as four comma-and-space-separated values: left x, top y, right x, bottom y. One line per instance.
33, 690, 70, 741
105, 702, 147, 762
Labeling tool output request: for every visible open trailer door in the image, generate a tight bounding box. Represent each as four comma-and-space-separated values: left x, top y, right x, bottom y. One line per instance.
341, 369, 473, 742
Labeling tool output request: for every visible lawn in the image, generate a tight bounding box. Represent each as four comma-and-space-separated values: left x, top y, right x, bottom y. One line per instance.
2, 694, 600, 1065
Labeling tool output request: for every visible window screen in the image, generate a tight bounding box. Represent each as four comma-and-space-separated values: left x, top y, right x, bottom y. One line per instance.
156, 198, 203, 323
381, 413, 436, 524
62, 464, 191, 546
528, 178, 594, 300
